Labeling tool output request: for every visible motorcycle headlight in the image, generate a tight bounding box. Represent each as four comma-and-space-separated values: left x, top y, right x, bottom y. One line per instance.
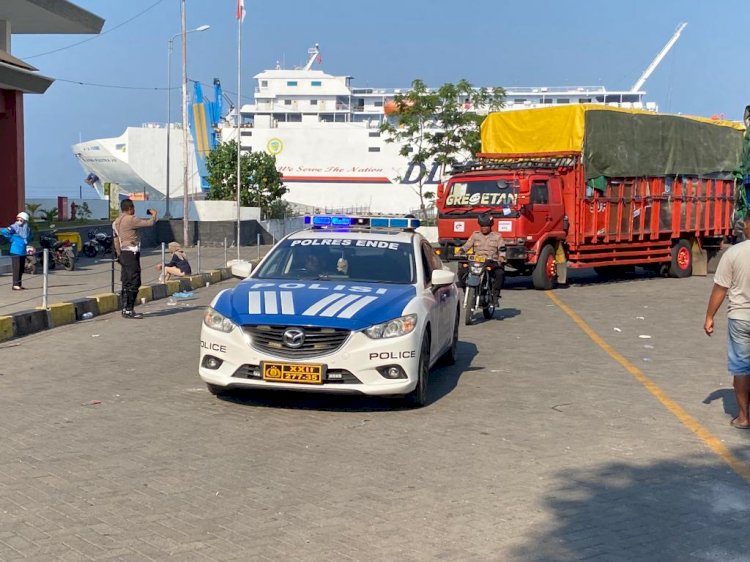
364, 314, 417, 339
470, 263, 483, 274
203, 307, 237, 333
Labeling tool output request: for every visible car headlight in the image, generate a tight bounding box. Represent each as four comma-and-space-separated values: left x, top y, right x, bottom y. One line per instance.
364, 314, 417, 339
203, 307, 237, 333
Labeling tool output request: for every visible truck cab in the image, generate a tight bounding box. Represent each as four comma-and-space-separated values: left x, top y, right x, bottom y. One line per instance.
436, 167, 566, 278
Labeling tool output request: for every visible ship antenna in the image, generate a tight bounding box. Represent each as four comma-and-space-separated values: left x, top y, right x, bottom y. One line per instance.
630, 22, 687, 93
303, 43, 320, 71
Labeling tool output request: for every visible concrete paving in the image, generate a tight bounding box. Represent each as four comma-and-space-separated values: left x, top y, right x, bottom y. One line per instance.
0, 268, 749, 561
0, 245, 273, 318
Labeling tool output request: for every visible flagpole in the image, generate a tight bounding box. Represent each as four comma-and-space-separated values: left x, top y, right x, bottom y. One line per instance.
235, 5, 242, 261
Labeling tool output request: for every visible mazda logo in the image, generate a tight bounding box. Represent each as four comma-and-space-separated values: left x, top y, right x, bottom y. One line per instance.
282, 328, 306, 349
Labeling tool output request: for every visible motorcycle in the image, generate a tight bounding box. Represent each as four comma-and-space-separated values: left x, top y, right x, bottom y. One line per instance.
82, 229, 113, 258
24, 245, 38, 275
39, 232, 76, 271
460, 255, 496, 325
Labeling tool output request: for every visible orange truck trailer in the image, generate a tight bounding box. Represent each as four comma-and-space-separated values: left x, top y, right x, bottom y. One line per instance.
436, 105, 745, 289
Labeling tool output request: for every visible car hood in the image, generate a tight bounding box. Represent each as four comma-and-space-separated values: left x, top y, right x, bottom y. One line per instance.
214, 279, 417, 331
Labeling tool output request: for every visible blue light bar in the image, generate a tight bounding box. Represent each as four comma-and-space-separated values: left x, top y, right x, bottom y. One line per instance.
304, 214, 420, 230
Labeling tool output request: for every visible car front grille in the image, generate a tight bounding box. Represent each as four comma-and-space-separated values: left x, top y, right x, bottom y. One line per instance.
243, 325, 351, 359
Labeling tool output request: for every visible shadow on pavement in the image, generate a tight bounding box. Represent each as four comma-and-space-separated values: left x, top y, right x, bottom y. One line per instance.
218, 341, 480, 412
703, 388, 739, 418
510, 456, 750, 561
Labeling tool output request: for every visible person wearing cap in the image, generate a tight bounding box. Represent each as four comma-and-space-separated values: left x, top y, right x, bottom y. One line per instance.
1, 212, 32, 290
457, 213, 506, 305
156, 241, 192, 281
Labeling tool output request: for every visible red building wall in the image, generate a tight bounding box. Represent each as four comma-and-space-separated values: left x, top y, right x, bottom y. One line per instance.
0, 89, 24, 227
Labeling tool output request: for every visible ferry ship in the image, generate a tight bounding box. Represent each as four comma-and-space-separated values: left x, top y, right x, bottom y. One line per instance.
72, 33, 679, 213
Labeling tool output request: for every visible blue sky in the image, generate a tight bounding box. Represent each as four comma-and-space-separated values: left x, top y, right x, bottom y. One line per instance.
14, 0, 750, 197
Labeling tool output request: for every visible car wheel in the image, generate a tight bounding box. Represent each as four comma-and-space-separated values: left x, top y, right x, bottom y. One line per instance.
406, 333, 430, 407
439, 307, 460, 366
206, 383, 228, 396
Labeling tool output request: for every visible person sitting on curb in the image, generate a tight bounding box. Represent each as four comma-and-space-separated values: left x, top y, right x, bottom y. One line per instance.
157, 241, 192, 282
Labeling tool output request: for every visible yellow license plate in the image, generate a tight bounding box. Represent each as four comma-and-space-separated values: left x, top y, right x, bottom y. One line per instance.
262, 362, 324, 385
472, 255, 486, 263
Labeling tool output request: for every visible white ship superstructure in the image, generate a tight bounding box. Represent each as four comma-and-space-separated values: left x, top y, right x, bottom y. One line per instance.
73, 26, 688, 212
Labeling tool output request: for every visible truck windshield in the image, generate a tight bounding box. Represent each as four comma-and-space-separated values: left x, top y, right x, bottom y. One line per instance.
444, 179, 517, 208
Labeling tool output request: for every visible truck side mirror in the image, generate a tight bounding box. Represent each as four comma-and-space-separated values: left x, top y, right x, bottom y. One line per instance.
437, 183, 445, 200
517, 178, 531, 206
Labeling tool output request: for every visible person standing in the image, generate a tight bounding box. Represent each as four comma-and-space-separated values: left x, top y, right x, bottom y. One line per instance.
113, 199, 157, 319
1, 212, 31, 291
705, 211, 750, 429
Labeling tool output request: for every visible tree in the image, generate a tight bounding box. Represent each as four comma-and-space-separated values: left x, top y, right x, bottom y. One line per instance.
380, 79, 505, 218
205, 141, 287, 216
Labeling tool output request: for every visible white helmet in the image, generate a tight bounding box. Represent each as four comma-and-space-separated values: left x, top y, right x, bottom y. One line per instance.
16, 212, 29, 222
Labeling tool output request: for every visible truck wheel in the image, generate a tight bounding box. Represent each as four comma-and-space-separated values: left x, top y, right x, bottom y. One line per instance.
532, 244, 557, 290
669, 239, 692, 278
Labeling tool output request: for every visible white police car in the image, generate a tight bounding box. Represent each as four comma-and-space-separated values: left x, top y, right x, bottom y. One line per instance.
199, 215, 460, 406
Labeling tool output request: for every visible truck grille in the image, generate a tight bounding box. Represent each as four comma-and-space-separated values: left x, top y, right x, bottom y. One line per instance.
243, 325, 351, 359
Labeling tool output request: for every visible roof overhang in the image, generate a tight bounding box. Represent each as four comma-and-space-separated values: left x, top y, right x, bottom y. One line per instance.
0, 60, 52, 93
0, 0, 104, 35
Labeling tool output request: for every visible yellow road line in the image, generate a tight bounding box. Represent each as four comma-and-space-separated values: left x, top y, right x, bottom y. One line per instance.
546, 290, 750, 486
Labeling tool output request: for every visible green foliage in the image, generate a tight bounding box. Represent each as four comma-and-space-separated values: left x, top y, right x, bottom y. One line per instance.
266, 198, 297, 219
40, 207, 59, 222
380, 79, 505, 216
25, 202, 41, 228
78, 202, 93, 221
205, 141, 287, 214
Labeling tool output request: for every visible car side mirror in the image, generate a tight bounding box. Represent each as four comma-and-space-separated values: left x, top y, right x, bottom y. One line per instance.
431, 268, 455, 286
517, 178, 531, 206
228, 259, 253, 279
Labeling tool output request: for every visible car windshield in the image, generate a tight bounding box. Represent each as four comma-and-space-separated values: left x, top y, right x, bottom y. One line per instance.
254, 238, 416, 284
445, 179, 517, 208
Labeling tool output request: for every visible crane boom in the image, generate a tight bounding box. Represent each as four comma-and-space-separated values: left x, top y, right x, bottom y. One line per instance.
630, 22, 687, 93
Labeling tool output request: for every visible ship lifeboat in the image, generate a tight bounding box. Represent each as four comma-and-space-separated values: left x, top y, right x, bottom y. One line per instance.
384, 99, 413, 115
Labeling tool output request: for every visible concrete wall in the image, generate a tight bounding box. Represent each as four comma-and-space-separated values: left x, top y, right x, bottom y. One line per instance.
27, 198, 110, 220
132, 200, 260, 222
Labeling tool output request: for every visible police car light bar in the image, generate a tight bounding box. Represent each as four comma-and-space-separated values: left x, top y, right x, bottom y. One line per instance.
304, 214, 421, 230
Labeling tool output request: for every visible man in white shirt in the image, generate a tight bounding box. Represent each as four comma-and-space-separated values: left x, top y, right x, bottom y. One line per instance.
705, 212, 750, 429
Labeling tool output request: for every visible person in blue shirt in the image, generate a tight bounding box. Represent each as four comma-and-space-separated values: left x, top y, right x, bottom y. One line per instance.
1, 211, 32, 290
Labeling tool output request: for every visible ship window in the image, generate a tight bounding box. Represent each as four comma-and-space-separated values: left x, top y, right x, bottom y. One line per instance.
241, 130, 252, 136
311, 81, 322, 86
579, 98, 592, 103
260, 80, 268, 87
287, 81, 298, 86
542, 98, 553, 104
284, 100, 292, 105
556, 98, 570, 104
310, 100, 318, 105
368, 131, 380, 137
368, 147, 381, 152
374, 100, 383, 107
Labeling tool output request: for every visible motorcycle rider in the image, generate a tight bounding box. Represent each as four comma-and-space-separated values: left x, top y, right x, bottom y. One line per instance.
458, 213, 506, 305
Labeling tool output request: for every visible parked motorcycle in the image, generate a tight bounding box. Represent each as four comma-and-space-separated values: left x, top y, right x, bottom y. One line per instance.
24, 245, 38, 275
39, 232, 76, 271
82, 229, 113, 258
460, 255, 496, 325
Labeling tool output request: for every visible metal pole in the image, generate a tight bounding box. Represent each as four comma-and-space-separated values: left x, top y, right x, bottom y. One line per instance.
197, 240, 201, 273
165, 37, 173, 218
236, 13, 243, 262
42, 249, 49, 309
224, 237, 227, 266
181, 0, 189, 248
110, 257, 115, 294
257, 233, 260, 260
161, 242, 166, 282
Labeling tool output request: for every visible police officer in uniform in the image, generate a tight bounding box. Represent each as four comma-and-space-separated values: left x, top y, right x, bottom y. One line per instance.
458, 213, 506, 305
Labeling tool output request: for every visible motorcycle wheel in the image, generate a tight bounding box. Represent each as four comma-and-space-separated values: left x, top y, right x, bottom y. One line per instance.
464, 287, 477, 326
82, 244, 98, 258
62, 253, 75, 271
482, 279, 495, 320
24, 260, 35, 275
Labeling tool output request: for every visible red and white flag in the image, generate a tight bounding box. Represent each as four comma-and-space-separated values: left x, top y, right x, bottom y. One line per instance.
236, 0, 246, 22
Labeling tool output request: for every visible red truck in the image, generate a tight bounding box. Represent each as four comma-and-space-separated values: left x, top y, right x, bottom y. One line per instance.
436, 105, 745, 289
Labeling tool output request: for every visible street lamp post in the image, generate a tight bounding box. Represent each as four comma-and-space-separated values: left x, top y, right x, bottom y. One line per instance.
165, 24, 209, 219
